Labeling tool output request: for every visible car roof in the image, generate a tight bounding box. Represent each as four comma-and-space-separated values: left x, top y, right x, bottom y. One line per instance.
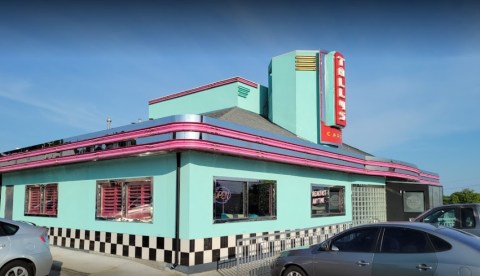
352, 221, 444, 231
433, 203, 480, 208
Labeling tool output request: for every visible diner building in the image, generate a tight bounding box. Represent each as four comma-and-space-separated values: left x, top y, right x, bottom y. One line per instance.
0, 50, 441, 272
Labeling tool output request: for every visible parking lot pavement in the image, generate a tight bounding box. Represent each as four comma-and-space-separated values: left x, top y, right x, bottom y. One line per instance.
49, 246, 222, 276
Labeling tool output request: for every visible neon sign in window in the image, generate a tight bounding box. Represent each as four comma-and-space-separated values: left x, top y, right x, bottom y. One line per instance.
213, 178, 276, 223
311, 184, 345, 217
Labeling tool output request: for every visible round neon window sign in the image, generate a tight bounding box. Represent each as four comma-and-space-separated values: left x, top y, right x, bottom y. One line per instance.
215, 186, 231, 204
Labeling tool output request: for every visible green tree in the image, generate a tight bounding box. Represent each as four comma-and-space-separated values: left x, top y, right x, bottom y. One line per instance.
443, 195, 451, 204
449, 188, 480, 203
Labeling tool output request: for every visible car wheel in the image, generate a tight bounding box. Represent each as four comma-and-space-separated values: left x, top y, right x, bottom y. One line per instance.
282, 265, 307, 276
0, 260, 34, 276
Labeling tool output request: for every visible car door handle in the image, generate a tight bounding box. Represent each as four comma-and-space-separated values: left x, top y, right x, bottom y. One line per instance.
416, 264, 433, 271
356, 260, 370, 267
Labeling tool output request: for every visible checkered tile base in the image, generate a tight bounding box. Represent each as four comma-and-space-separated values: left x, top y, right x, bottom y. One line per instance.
48, 223, 349, 267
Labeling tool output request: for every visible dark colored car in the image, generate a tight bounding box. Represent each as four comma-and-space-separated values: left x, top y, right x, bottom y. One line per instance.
412, 203, 480, 236
0, 218, 52, 276
271, 222, 480, 276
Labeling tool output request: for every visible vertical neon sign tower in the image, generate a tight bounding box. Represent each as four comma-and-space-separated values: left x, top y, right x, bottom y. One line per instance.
319, 50, 346, 145
269, 50, 346, 146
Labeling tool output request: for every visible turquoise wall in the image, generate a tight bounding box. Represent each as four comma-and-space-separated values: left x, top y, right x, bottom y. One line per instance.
148, 82, 265, 119
237, 84, 265, 115
259, 85, 269, 117
269, 50, 320, 144
1, 154, 178, 237
1, 150, 384, 240
179, 152, 384, 239
269, 51, 297, 133
149, 84, 238, 119
295, 69, 319, 143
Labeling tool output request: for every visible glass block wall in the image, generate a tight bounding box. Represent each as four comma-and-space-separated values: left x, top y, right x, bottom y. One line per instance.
352, 184, 386, 225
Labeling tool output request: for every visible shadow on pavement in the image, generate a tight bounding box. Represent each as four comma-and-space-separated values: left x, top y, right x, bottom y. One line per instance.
49, 260, 89, 276
49, 261, 63, 276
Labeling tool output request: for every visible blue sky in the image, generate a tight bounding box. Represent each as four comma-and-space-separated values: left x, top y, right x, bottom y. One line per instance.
1, 0, 479, 194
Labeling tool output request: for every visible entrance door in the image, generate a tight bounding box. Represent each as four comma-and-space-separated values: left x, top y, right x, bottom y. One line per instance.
4, 186, 13, 220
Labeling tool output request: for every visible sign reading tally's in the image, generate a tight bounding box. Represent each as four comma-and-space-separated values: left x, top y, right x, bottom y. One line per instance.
319, 50, 346, 145
334, 52, 346, 127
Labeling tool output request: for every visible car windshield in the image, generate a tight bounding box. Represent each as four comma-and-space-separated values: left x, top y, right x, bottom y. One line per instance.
437, 227, 480, 250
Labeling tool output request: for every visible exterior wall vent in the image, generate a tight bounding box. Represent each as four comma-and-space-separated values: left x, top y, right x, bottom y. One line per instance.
238, 86, 250, 98
295, 55, 317, 71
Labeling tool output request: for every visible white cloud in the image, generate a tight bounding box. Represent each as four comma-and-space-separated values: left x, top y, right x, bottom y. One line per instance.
0, 79, 104, 132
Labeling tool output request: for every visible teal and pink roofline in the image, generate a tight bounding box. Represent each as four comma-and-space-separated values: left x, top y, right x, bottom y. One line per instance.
0, 114, 440, 184
0, 50, 440, 185
148, 50, 347, 147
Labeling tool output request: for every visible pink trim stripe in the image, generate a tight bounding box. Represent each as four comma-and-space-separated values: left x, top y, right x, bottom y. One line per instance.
0, 122, 197, 163
0, 139, 439, 185
148, 77, 258, 105
0, 122, 418, 176
0, 122, 439, 183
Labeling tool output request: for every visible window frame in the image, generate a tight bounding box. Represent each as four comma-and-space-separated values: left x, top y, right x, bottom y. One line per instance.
213, 177, 276, 224
0, 222, 19, 236
403, 191, 425, 213
380, 227, 435, 254
427, 233, 452, 252
96, 177, 153, 223
422, 207, 459, 228
460, 207, 476, 229
24, 183, 58, 217
311, 184, 346, 217
330, 226, 380, 253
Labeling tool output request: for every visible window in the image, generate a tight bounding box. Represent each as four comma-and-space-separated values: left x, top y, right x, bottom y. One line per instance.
423, 208, 458, 228
403, 191, 425, 212
461, 208, 476, 228
381, 227, 433, 253
213, 178, 276, 223
427, 234, 452, 252
311, 185, 345, 217
96, 177, 152, 223
25, 184, 58, 216
331, 227, 380, 252
0, 222, 19, 236
352, 184, 386, 225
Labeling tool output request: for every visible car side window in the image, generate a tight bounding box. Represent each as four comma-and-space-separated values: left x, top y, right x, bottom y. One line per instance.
461, 208, 476, 229
427, 234, 452, 252
331, 227, 380, 253
423, 208, 457, 227
381, 227, 433, 253
0, 222, 19, 236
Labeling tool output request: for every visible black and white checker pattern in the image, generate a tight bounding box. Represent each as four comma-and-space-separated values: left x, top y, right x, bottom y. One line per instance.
48, 222, 350, 267
49, 228, 176, 264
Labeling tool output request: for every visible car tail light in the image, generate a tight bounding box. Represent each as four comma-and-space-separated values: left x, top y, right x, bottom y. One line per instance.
40, 230, 49, 243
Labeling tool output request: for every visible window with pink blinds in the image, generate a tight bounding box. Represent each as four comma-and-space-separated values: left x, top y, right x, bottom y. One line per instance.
44, 184, 58, 215
25, 184, 58, 216
27, 186, 42, 214
96, 177, 152, 222
101, 184, 122, 218
126, 183, 152, 220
